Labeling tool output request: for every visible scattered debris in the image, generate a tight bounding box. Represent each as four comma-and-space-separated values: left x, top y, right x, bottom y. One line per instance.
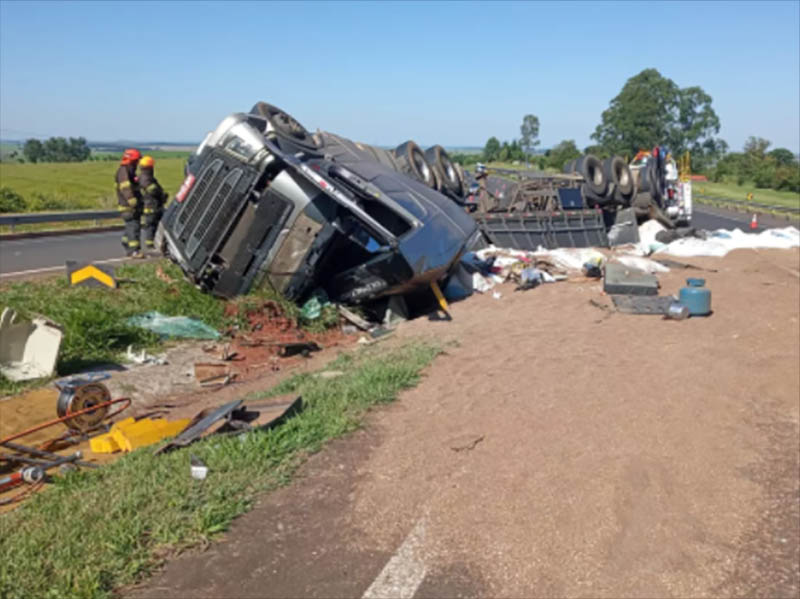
194, 363, 236, 387
665, 302, 690, 320
89, 416, 190, 453
190, 454, 208, 481
679, 278, 712, 316
338, 306, 373, 331
611, 295, 675, 315
125, 345, 168, 365
603, 263, 659, 296
154, 400, 244, 455
0, 307, 63, 382
127, 311, 220, 340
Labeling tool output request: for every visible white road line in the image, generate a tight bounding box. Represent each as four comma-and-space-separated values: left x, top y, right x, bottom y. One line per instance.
0, 257, 130, 279
362, 517, 428, 599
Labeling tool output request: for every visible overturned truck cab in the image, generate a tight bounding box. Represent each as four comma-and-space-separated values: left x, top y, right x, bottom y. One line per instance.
158, 106, 479, 305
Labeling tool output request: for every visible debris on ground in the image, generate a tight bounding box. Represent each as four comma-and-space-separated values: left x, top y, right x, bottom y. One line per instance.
127, 311, 221, 340
125, 345, 168, 365
89, 416, 190, 453
603, 262, 659, 296
0, 307, 63, 382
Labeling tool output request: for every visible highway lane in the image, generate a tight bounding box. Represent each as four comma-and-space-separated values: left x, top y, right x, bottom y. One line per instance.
0, 230, 135, 277
0, 206, 791, 277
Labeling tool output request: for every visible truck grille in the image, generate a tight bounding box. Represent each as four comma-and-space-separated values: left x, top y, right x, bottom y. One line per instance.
174, 158, 223, 239
170, 151, 258, 271
185, 168, 243, 259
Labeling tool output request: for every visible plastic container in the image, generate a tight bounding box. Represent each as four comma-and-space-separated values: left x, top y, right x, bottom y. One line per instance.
679, 278, 712, 316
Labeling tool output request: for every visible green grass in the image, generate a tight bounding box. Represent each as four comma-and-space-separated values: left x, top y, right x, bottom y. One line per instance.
693, 180, 800, 210
0, 158, 187, 211
0, 262, 228, 394
0, 342, 440, 599
0, 262, 339, 396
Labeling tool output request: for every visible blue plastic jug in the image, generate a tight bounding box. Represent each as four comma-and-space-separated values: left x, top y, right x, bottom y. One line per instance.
679, 278, 712, 316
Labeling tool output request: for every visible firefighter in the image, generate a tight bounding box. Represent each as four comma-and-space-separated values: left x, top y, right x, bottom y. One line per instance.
116, 148, 143, 257
138, 155, 168, 252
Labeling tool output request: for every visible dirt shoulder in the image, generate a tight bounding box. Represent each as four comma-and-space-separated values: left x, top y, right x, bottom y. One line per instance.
131, 247, 800, 599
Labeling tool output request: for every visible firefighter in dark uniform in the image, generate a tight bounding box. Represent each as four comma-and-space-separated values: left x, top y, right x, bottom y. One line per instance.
116, 148, 143, 257
138, 155, 167, 252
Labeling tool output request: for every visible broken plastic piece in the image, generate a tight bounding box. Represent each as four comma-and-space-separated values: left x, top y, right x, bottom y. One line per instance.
0, 307, 63, 382
127, 311, 220, 340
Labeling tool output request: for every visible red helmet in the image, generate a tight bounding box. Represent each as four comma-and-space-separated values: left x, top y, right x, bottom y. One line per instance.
121, 148, 141, 165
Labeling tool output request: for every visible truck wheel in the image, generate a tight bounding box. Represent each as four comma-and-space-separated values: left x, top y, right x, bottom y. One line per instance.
563, 159, 577, 174
576, 154, 607, 196
581, 183, 611, 208
394, 141, 436, 188
454, 163, 466, 197
250, 102, 317, 151
647, 161, 665, 206
424, 145, 461, 196
603, 156, 633, 196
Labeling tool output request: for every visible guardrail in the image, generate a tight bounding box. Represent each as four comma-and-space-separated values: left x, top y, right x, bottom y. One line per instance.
694, 194, 800, 218
0, 210, 119, 232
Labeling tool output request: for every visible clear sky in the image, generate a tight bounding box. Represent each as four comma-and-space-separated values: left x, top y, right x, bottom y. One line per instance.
1, 0, 798, 152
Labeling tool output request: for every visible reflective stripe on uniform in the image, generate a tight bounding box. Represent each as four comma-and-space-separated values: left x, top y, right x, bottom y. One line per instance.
145, 183, 158, 193
127, 240, 140, 248
145, 240, 155, 247
143, 208, 154, 214
118, 180, 132, 189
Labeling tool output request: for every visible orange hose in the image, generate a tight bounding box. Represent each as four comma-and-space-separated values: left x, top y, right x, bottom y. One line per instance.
0, 398, 131, 446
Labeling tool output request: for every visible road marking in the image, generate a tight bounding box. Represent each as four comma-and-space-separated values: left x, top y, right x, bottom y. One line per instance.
362, 517, 428, 599
0, 257, 130, 279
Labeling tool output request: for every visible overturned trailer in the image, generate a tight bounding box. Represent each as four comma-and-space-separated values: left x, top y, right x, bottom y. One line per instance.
158, 104, 479, 305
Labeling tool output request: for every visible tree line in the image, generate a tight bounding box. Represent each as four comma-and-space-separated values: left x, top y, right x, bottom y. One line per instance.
454, 68, 798, 193
21, 137, 91, 163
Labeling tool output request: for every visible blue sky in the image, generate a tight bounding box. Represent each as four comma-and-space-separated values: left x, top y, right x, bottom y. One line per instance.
1, 0, 798, 152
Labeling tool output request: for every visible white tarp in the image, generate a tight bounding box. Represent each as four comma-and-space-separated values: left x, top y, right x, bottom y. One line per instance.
657, 226, 800, 257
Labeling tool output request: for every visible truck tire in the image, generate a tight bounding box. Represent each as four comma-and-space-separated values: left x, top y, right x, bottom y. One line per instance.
581, 183, 611, 208
454, 163, 466, 197
249, 102, 317, 151
363, 144, 401, 172
424, 145, 461, 196
647, 160, 665, 206
576, 154, 607, 196
603, 156, 633, 196
393, 141, 436, 188
563, 159, 577, 174
613, 186, 634, 208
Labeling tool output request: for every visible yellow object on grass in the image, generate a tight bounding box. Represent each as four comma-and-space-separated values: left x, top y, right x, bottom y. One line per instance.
90, 417, 190, 454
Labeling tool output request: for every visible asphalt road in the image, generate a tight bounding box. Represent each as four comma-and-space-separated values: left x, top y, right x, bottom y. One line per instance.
0, 206, 791, 277
0, 230, 134, 277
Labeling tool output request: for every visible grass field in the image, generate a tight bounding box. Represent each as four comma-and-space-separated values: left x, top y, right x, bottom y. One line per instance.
693, 180, 800, 210
0, 342, 439, 599
0, 158, 187, 211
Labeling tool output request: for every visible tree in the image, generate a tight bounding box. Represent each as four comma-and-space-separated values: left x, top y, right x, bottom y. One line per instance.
547, 139, 581, 170
23, 139, 44, 163
519, 114, 540, 160
768, 147, 796, 167
482, 136, 501, 162
591, 69, 722, 163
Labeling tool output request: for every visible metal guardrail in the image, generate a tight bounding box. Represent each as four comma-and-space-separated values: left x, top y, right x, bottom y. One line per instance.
0, 210, 119, 232
694, 194, 800, 217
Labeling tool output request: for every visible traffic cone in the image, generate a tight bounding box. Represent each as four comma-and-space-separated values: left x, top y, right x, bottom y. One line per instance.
750, 213, 758, 230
